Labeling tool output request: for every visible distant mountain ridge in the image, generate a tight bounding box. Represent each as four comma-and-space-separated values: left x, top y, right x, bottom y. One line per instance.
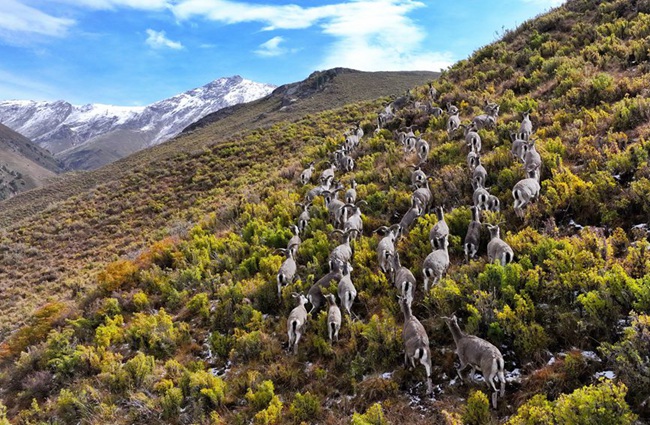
0, 76, 276, 170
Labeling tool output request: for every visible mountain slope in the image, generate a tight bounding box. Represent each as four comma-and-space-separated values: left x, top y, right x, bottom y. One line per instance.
5, 5, 650, 421
0, 123, 63, 200
0, 69, 437, 231
0, 76, 275, 170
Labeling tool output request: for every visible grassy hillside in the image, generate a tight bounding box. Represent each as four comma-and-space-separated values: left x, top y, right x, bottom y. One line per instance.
1, 0, 650, 423
0, 69, 437, 339
0, 124, 63, 200
0, 69, 436, 230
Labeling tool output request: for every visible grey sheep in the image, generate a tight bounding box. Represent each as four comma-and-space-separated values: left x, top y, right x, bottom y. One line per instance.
464, 206, 481, 263
447, 111, 461, 136
429, 206, 449, 250
487, 224, 514, 266
510, 132, 529, 163
375, 224, 401, 274
328, 229, 357, 270
389, 252, 416, 308
400, 296, 433, 394
462, 123, 482, 153
399, 197, 424, 237
325, 293, 342, 342
300, 162, 315, 185
276, 245, 298, 299
337, 262, 357, 318
519, 110, 533, 137
287, 293, 309, 355
422, 235, 450, 292
410, 166, 427, 187
287, 225, 301, 258
415, 136, 430, 165
472, 157, 487, 190
512, 170, 541, 218
296, 202, 311, 233
412, 180, 433, 214
345, 180, 357, 204
442, 314, 506, 408
307, 262, 343, 314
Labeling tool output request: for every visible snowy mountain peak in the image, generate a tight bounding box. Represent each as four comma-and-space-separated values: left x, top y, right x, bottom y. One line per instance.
0, 76, 276, 170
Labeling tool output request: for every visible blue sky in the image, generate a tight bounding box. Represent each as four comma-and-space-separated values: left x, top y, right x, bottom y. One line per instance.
0, 0, 564, 106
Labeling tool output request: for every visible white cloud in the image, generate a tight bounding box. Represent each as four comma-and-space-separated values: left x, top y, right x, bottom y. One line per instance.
172, 0, 331, 29
255, 36, 286, 57
170, 0, 452, 72
50, 0, 170, 10
1, 0, 452, 73
316, 0, 453, 72
0, 0, 75, 38
145, 29, 183, 49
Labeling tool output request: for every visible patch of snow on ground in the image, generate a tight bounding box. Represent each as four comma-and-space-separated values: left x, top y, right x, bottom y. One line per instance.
594, 370, 616, 379
211, 360, 232, 377
505, 368, 522, 383
581, 350, 601, 362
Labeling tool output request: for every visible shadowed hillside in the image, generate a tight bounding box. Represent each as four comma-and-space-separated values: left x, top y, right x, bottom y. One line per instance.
0, 124, 63, 200
1, 1, 650, 423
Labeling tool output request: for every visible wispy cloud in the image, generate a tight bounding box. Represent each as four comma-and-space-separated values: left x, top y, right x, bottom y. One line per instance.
171, 0, 452, 72
0, 68, 60, 101
51, 0, 169, 10
145, 29, 183, 49
255, 36, 286, 57
316, 0, 453, 71
0, 0, 75, 40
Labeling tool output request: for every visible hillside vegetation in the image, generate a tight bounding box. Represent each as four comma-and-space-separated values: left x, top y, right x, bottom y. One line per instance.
1, 0, 650, 423
0, 69, 435, 335
0, 124, 62, 200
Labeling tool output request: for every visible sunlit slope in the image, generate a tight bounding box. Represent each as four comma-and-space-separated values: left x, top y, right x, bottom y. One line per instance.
2, 1, 650, 423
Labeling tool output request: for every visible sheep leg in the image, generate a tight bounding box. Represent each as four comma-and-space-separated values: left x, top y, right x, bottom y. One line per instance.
456, 362, 470, 382
420, 350, 433, 394
293, 331, 302, 355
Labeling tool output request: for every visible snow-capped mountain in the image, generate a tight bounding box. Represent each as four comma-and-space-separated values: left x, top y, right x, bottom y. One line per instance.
0, 76, 276, 170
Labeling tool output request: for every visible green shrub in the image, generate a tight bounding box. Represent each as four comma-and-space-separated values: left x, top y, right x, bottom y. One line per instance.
506, 394, 554, 425
182, 369, 227, 410
95, 315, 124, 349
599, 313, 650, 405
351, 402, 388, 425
123, 352, 155, 388
132, 291, 150, 311
246, 379, 276, 411
554, 381, 636, 424
125, 308, 187, 358
253, 395, 283, 425
160, 386, 183, 419
463, 390, 494, 425
289, 391, 321, 424
187, 292, 210, 319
